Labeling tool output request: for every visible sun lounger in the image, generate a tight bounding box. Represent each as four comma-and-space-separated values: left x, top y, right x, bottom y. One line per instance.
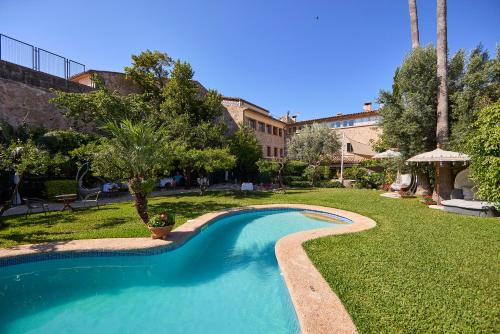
441, 199, 498, 217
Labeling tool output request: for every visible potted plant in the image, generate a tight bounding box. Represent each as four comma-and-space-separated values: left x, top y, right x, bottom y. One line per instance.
147, 212, 174, 239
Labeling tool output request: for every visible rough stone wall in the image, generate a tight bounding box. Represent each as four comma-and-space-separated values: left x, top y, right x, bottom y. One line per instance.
0, 60, 93, 93
221, 102, 244, 135
0, 61, 94, 130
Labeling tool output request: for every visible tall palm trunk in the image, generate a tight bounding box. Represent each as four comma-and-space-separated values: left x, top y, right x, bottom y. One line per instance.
434, 0, 453, 202
134, 193, 149, 224
130, 177, 149, 224
408, 0, 432, 195
408, 0, 420, 49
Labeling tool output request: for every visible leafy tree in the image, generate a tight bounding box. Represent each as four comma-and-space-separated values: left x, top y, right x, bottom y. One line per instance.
466, 103, 500, 206
450, 46, 500, 151
37, 129, 93, 155
287, 123, 340, 185
0, 139, 50, 201
230, 126, 262, 181
124, 50, 173, 111
90, 120, 173, 224
176, 147, 236, 194
377, 45, 465, 195
160, 60, 230, 185
257, 158, 288, 188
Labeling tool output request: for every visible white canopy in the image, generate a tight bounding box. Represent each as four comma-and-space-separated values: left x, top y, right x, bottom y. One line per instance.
373, 149, 401, 159
407, 148, 470, 163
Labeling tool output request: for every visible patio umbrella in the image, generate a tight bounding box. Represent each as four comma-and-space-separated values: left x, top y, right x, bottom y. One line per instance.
373, 149, 401, 159
406, 148, 470, 163
406, 147, 470, 204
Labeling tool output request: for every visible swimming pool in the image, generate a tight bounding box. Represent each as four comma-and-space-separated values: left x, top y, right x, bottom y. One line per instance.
0, 209, 349, 334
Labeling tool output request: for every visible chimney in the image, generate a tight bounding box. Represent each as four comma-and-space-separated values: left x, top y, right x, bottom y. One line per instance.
363, 102, 372, 112
291, 115, 297, 123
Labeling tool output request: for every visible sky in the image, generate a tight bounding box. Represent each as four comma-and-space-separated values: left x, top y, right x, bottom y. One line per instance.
0, 0, 498, 121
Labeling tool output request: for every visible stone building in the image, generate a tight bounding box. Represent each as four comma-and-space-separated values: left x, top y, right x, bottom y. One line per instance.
284, 102, 382, 167
222, 97, 287, 159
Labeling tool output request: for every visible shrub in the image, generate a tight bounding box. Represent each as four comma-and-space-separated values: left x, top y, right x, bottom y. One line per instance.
285, 160, 308, 176
344, 167, 384, 189
289, 180, 312, 188
319, 180, 344, 188
44, 179, 77, 199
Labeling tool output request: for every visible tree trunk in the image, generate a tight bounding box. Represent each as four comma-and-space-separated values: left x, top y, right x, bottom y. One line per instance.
433, 163, 453, 203
436, 0, 453, 201
415, 170, 432, 196
408, 0, 420, 49
134, 192, 149, 224
436, 0, 449, 144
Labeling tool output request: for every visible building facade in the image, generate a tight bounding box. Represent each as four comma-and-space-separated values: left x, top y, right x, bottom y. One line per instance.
284, 103, 382, 166
222, 97, 287, 159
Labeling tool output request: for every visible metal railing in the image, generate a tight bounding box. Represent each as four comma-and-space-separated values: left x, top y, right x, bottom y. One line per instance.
0, 33, 85, 80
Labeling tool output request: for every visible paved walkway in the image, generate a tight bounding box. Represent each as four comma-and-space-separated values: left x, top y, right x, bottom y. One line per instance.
3, 184, 240, 217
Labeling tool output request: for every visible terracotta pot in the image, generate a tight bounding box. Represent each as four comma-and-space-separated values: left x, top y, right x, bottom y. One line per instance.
147, 225, 173, 239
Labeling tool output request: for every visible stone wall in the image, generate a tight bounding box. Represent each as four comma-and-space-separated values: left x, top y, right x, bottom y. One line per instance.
0, 60, 93, 130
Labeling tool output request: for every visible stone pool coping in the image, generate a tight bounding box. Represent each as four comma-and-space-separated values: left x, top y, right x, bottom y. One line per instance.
0, 204, 376, 334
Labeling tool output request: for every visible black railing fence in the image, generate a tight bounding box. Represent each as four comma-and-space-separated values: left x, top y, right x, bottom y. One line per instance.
0, 33, 85, 79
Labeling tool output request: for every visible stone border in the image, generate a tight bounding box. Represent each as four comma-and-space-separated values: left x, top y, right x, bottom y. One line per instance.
0, 204, 376, 334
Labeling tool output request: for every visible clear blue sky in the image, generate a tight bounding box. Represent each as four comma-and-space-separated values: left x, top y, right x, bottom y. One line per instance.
1, 0, 498, 120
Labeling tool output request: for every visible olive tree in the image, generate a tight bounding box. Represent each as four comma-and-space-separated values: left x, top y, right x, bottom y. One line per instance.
287, 123, 340, 185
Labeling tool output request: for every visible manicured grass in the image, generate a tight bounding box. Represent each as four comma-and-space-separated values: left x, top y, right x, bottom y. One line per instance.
1, 189, 498, 332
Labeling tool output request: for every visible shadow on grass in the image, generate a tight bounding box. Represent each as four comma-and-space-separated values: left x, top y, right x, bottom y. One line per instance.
149, 200, 234, 220
1, 230, 74, 248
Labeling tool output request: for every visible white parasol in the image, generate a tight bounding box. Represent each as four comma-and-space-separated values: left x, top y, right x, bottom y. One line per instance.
406, 148, 470, 163
407, 147, 470, 204
373, 149, 402, 159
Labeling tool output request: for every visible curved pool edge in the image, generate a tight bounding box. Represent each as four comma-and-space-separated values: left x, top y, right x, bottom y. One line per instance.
0, 204, 376, 334
275, 205, 376, 334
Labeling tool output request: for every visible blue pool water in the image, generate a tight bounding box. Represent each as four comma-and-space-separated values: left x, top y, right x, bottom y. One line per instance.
0, 209, 348, 334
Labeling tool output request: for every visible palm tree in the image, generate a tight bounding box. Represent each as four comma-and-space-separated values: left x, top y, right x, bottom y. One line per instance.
435, 0, 453, 201
408, 0, 420, 49
94, 120, 172, 224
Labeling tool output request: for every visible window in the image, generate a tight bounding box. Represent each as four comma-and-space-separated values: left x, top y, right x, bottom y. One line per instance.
292, 126, 297, 133
267, 124, 272, 134
247, 118, 256, 130
336, 121, 341, 128
348, 120, 354, 126
258, 122, 265, 132
278, 128, 282, 137
288, 127, 292, 134
343, 120, 348, 127
272, 126, 277, 135
267, 146, 271, 157
274, 147, 278, 157
280, 148, 284, 157
347, 143, 353, 153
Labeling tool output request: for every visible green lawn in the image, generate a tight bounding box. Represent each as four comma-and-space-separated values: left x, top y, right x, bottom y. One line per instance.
1, 189, 498, 332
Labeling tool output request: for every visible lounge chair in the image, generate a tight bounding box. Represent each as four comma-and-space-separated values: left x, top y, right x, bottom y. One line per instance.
23, 198, 50, 218
82, 191, 101, 209
390, 174, 412, 192
441, 199, 498, 217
